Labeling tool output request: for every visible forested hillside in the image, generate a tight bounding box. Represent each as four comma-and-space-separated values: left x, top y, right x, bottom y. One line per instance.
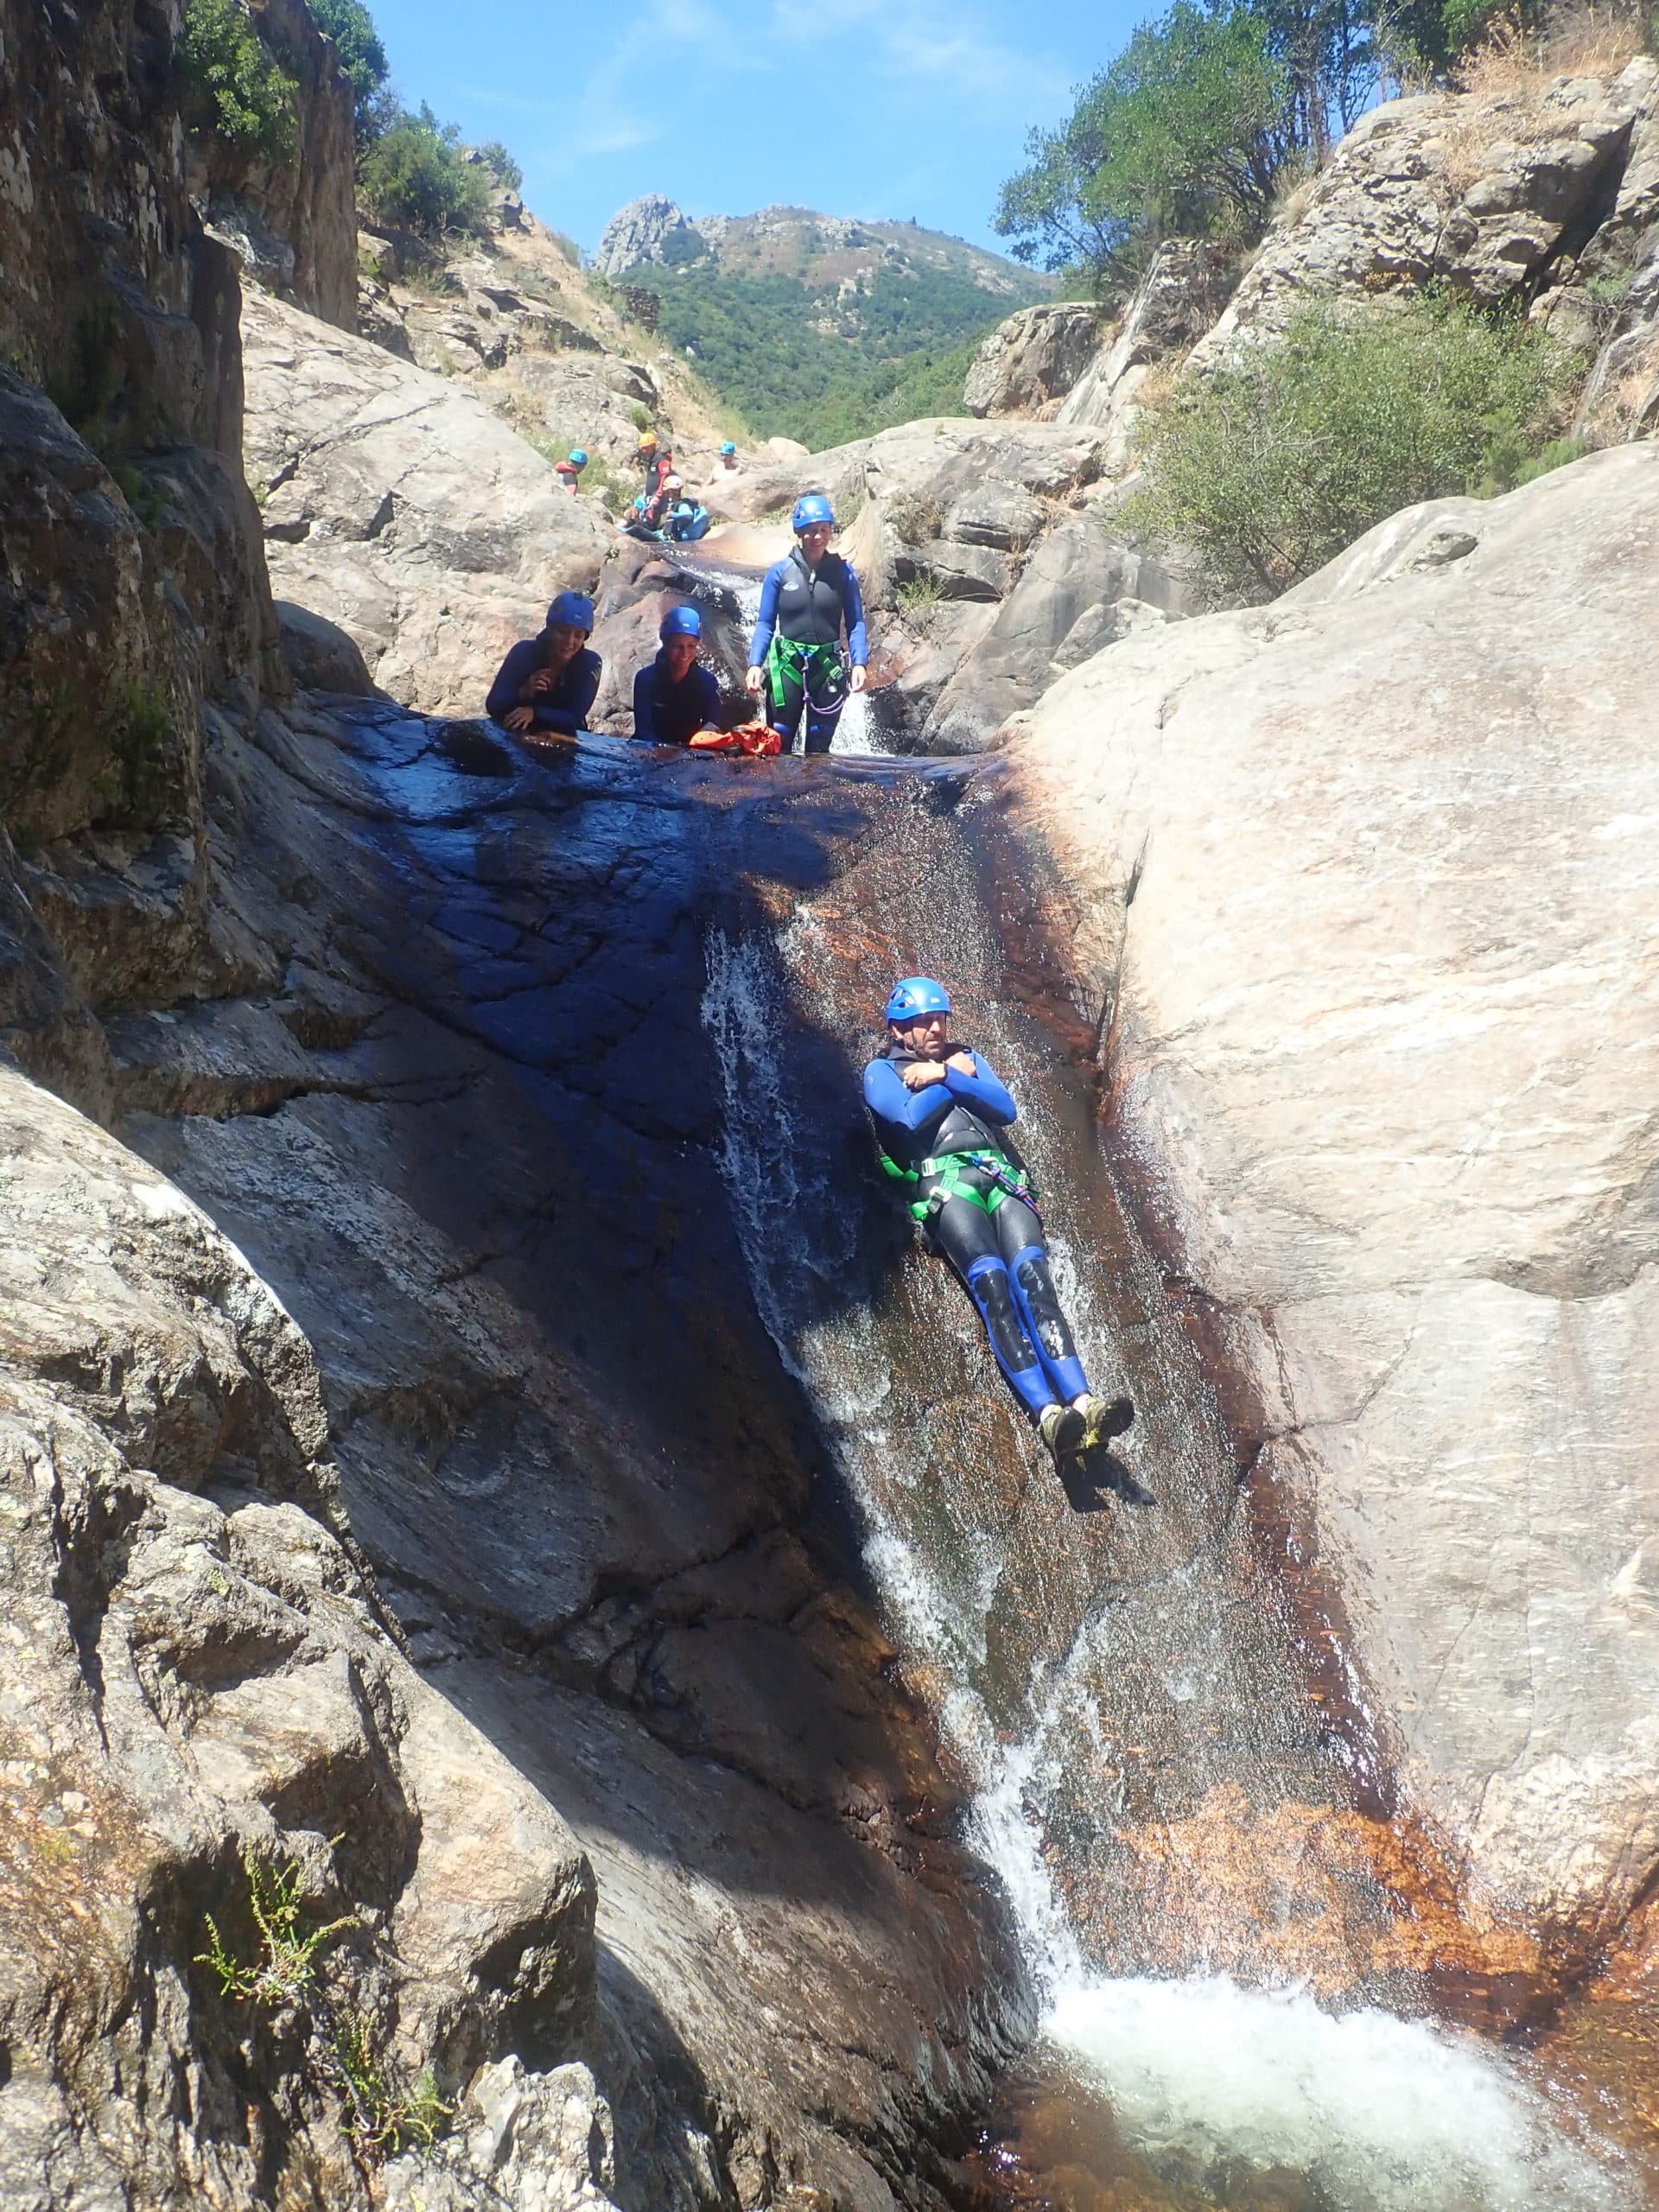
599, 201, 1052, 445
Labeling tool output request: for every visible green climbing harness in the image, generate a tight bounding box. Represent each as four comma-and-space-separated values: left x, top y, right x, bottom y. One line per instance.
764, 632, 847, 718
879, 1146, 1039, 1227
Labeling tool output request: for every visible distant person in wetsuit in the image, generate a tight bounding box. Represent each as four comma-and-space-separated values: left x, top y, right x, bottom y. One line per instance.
863, 976, 1133, 1469
632, 605, 722, 744
745, 493, 868, 755
486, 591, 601, 740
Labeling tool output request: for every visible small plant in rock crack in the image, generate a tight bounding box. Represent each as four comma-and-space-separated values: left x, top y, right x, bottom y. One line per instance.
327, 2009, 454, 2155
197, 1841, 358, 2008
104, 682, 173, 822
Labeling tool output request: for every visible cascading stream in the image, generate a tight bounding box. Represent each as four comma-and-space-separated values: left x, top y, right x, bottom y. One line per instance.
701, 767, 1634, 2211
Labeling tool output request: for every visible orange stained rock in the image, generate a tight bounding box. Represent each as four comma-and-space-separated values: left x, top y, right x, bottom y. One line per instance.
1052, 1781, 1547, 2019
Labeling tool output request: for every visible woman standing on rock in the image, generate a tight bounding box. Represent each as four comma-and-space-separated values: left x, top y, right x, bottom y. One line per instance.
486, 592, 601, 740
746, 494, 868, 756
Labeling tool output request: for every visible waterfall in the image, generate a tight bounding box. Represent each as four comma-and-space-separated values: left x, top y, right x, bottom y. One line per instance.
700, 812, 1634, 2210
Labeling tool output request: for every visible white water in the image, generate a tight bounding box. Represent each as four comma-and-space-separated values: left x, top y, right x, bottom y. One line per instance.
701, 922, 1630, 2211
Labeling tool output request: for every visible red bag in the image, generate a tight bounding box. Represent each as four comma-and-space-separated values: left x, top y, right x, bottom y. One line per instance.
689, 721, 783, 757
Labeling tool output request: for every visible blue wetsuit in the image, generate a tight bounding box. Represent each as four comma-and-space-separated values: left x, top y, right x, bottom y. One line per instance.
749, 546, 868, 756
864, 1043, 1090, 1420
632, 652, 721, 745
662, 499, 712, 543
486, 639, 601, 736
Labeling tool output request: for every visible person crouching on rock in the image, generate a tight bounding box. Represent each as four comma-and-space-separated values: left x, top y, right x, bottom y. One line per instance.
486, 591, 601, 741
746, 493, 868, 755
632, 606, 722, 745
864, 976, 1134, 1471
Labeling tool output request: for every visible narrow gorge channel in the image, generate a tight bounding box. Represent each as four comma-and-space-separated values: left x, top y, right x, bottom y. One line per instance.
697, 752, 1641, 2212
124, 677, 1643, 2208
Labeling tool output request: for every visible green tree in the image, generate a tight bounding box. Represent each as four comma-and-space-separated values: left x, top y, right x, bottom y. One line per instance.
995, 4, 1297, 289
357, 104, 492, 235
306, 0, 390, 144
177, 0, 297, 165
1127, 292, 1564, 594
476, 139, 524, 192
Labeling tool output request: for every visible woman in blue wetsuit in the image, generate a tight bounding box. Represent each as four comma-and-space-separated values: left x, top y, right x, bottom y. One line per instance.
486, 591, 601, 740
745, 493, 868, 755
864, 976, 1133, 1468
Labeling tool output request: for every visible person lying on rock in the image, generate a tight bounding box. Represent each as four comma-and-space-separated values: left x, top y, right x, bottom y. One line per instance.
864, 976, 1133, 1471
745, 493, 868, 756
632, 606, 723, 744
486, 591, 601, 740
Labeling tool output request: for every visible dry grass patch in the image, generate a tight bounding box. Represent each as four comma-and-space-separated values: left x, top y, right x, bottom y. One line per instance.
1439, 4, 1649, 193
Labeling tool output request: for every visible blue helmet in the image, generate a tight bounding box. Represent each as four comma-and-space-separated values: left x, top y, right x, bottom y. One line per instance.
791, 493, 835, 533
659, 605, 702, 640
568, 448, 588, 467
885, 976, 950, 1025
720, 441, 736, 456
546, 590, 594, 632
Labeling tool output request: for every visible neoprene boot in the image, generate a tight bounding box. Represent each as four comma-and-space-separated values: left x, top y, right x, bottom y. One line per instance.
1078, 1391, 1135, 1449
1039, 1402, 1085, 1463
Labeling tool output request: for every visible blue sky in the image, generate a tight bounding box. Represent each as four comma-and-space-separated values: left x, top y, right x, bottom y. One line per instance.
365, 0, 1140, 258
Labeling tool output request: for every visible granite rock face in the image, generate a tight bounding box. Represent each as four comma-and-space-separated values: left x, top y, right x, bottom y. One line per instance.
594, 194, 696, 276
0, 1060, 601, 2208
963, 302, 1102, 417
241, 287, 608, 713
1057, 239, 1236, 467
1007, 443, 1659, 1947
923, 516, 1189, 753
194, 0, 359, 329
1193, 58, 1659, 365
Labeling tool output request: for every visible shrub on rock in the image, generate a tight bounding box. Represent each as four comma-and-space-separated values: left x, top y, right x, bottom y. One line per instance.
358, 105, 493, 238
1129, 290, 1566, 593
177, 0, 298, 166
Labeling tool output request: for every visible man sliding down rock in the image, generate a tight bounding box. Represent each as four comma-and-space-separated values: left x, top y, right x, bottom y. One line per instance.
864, 976, 1134, 1472
487, 592, 602, 739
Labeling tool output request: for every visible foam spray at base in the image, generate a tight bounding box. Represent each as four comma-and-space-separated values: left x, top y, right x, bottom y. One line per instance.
701, 764, 1633, 2210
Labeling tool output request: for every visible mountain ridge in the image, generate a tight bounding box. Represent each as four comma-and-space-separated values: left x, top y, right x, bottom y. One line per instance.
592, 192, 1052, 446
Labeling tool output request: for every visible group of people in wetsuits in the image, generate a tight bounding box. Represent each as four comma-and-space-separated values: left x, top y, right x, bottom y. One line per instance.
485, 487, 1128, 1474
485, 490, 868, 755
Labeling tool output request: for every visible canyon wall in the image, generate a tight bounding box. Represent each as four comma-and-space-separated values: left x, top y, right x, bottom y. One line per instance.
0, 7, 1020, 2204
1007, 442, 1659, 1969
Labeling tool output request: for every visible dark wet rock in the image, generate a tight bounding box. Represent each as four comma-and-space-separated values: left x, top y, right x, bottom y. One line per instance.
276, 600, 378, 696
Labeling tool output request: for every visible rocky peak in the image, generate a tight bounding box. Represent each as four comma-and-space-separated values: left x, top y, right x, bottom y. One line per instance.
593, 192, 695, 275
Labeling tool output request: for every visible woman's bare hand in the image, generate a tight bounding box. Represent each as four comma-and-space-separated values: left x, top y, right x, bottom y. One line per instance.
504, 706, 535, 733
525, 667, 556, 696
